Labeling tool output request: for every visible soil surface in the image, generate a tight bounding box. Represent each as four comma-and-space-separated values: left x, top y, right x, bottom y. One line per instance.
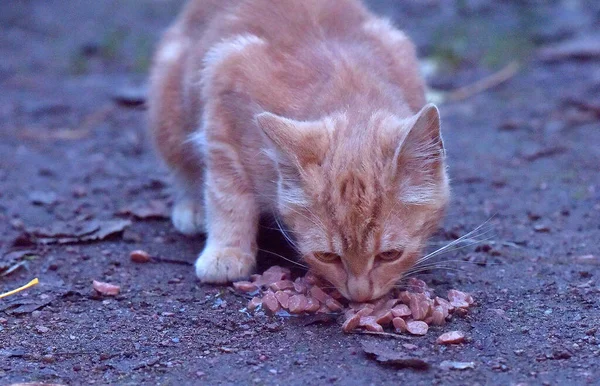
1, 1, 599, 385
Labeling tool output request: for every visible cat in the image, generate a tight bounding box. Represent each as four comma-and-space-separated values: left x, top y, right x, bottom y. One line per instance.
148, 0, 449, 302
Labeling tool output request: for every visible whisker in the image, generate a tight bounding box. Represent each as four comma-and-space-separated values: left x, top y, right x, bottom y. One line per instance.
417, 222, 495, 264
274, 216, 300, 252
258, 248, 308, 270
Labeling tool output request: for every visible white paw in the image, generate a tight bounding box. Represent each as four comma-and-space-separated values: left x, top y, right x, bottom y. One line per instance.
171, 198, 206, 235
195, 244, 255, 283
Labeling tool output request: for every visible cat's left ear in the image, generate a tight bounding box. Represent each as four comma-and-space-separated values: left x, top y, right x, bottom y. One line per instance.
392, 103, 445, 173
256, 112, 330, 169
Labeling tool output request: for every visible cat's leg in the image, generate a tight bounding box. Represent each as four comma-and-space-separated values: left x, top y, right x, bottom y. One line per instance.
170, 174, 206, 235
194, 138, 259, 282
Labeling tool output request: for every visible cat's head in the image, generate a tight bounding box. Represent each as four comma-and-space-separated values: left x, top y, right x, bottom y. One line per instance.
257, 104, 449, 301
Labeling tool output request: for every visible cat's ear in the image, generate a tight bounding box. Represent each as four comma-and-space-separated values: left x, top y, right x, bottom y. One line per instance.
392, 103, 445, 174
256, 112, 330, 169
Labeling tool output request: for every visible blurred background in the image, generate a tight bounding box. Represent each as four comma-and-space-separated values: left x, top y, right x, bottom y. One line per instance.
0, 1, 599, 385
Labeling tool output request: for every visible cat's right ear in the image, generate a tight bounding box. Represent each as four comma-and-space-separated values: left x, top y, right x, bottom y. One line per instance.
255, 112, 330, 169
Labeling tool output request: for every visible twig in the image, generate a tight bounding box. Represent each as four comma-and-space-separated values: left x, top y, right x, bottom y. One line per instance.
351, 330, 410, 340
447, 61, 520, 102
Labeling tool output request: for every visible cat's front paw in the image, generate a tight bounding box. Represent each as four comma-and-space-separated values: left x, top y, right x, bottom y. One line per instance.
171, 198, 206, 235
195, 244, 255, 283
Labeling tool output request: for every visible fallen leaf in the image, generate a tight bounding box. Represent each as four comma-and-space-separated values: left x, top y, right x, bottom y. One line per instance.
27, 219, 131, 244
117, 200, 169, 220
362, 341, 429, 370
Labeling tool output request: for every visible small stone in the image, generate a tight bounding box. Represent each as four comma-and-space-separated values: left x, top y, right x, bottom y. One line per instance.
406, 321, 428, 335
42, 354, 55, 363
130, 250, 151, 263
437, 331, 466, 344
574, 255, 599, 265
36, 325, 50, 333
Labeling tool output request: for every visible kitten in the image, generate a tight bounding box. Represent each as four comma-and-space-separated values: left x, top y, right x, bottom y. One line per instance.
148, 0, 449, 302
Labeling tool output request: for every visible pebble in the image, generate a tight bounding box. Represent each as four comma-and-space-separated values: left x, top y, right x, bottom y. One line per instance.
36, 325, 50, 333
130, 249, 151, 263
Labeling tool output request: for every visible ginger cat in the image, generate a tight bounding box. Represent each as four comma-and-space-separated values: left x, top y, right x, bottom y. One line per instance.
148, 0, 449, 302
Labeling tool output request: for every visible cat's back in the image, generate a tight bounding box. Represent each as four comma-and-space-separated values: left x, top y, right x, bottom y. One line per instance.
176, 0, 370, 44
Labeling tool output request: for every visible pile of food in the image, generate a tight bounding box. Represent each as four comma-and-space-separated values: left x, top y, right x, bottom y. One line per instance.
233, 266, 474, 338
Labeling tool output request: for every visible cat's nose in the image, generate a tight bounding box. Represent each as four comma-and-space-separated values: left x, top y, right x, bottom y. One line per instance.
346, 275, 372, 302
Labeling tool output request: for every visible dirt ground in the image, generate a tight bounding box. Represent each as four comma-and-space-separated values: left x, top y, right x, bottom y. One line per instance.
1, 1, 599, 385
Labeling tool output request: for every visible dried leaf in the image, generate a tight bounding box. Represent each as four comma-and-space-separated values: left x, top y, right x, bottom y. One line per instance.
362, 341, 429, 370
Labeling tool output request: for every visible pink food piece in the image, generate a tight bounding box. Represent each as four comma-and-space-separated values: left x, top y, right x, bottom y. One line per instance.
384, 298, 401, 310
316, 305, 330, 314
288, 294, 308, 314
264, 265, 291, 279
447, 290, 474, 308
233, 281, 259, 293
356, 307, 374, 317
274, 291, 290, 309
371, 295, 392, 312
391, 304, 412, 318
309, 286, 331, 303
392, 317, 407, 333
435, 297, 455, 315
430, 306, 446, 326
304, 297, 321, 313
247, 297, 262, 311
293, 278, 308, 294
437, 330, 466, 345
325, 298, 344, 313
407, 277, 429, 293
398, 291, 412, 305
374, 309, 394, 325
409, 293, 432, 321
270, 280, 295, 292
342, 312, 362, 333
92, 280, 120, 296
359, 316, 384, 332
262, 291, 280, 314
304, 272, 320, 285
250, 274, 262, 282
406, 321, 429, 335
329, 289, 343, 299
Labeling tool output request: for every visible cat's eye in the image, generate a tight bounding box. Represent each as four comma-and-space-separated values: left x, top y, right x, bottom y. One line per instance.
313, 252, 341, 263
376, 249, 405, 262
